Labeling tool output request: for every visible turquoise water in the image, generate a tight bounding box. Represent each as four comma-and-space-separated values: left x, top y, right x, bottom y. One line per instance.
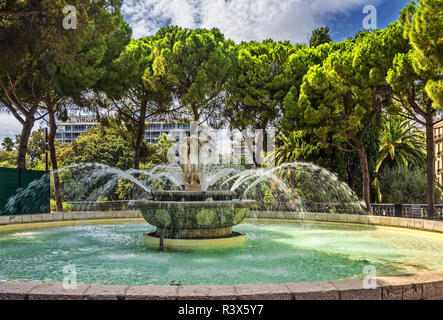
0, 221, 442, 286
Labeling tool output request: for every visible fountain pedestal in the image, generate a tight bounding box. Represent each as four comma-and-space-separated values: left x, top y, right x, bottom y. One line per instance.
130, 191, 257, 248
184, 183, 202, 191
142, 231, 247, 248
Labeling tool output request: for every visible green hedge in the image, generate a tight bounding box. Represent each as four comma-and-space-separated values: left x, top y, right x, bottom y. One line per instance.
50, 200, 74, 212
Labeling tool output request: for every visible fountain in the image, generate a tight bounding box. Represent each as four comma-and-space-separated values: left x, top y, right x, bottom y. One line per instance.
3, 127, 368, 250
129, 133, 258, 248
2, 127, 367, 250
2, 130, 443, 294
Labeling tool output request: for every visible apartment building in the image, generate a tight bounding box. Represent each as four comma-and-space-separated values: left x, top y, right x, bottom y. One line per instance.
54, 115, 97, 144
145, 122, 191, 145
54, 116, 270, 164
54, 116, 207, 150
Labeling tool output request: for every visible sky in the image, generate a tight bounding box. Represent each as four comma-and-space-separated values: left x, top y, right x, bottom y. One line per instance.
0, 0, 411, 141
121, 0, 411, 43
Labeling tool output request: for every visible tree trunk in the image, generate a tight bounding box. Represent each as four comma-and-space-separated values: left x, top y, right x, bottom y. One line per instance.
262, 122, 268, 155
354, 139, 371, 212
192, 105, 199, 122
425, 120, 435, 219
134, 100, 147, 170
242, 128, 261, 168
240, 129, 245, 166
48, 107, 63, 212
17, 117, 35, 169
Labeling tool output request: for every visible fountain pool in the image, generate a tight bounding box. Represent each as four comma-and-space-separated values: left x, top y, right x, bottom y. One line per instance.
1, 219, 442, 286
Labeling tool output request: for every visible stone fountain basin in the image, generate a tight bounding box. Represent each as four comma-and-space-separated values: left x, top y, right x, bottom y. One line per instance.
129, 200, 257, 230
152, 190, 237, 201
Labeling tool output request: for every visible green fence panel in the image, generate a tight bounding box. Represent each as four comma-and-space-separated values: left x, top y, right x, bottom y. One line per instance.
0, 167, 50, 215
0, 168, 20, 215
20, 168, 50, 214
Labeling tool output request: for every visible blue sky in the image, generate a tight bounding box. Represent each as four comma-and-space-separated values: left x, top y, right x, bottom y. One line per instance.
326, 0, 411, 42
0, 0, 411, 141
122, 0, 411, 43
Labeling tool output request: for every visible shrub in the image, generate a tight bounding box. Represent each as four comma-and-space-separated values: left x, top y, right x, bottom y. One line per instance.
50, 200, 74, 212
378, 166, 441, 204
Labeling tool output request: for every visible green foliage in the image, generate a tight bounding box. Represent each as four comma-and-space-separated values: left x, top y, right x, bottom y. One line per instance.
50, 200, 74, 212
146, 26, 232, 121
0, 0, 131, 171
97, 36, 174, 169
114, 179, 134, 200
56, 129, 133, 202
155, 133, 175, 164
283, 27, 406, 208
60, 126, 134, 170
0, 150, 18, 168
104, 134, 173, 200
376, 116, 426, 173
309, 27, 332, 47
378, 166, 441, 204
100, 116, 151, 162
0, 145, 44, 169
225, 40, 293, 132
0, 0, 130, 95
98, 38, 151, 97
1, 137, 14, 151
27, 129, 46, 161
400, 0, 443, 108
290, 25, 404, 144
1, 1, 439, 207
387, 0, 441, 111
273, 131, 318, 165
281, 42, 343, 132
386, 2, 442, 216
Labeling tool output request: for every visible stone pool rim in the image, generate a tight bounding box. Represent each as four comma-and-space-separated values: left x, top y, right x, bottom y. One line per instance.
0, 211, 442, 300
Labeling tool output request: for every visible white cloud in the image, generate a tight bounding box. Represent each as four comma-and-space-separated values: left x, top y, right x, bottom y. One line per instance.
122, 0, 379, 43
0, 113, 22, 141
0, 113, 46, 141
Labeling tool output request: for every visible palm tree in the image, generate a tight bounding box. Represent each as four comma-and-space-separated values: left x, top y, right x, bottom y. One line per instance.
272, 131, 317, 166
375, 118, 426, 173
1, 137, 14, 151
156, 133, 175, 163
374, 117, 426, 202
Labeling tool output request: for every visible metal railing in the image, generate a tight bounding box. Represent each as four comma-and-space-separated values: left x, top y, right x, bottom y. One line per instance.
371, 203, 443, 219
66, 201, 136, 212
